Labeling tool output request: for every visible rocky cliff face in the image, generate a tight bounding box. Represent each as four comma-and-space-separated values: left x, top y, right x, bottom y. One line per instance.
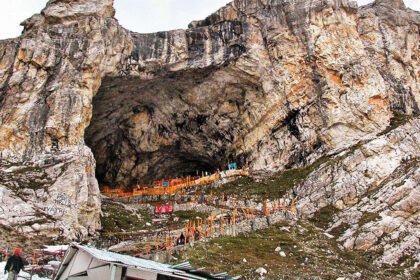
0, 0, 133, 239
0, 0, 418, 266
294, 118, 419, 266
87, 0, 419, 188
289, 0, 420, 266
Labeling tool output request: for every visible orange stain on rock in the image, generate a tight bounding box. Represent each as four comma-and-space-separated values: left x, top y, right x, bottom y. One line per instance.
327, 69, 343, 86
0, 128, 13, 148
368, 95, 389, 111
290, 81, 307, 94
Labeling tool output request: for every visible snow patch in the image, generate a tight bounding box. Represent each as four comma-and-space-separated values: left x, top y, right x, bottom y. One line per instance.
0, 262, 50, 280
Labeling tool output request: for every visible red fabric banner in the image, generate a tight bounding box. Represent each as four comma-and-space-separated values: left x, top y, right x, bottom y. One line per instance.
154, 204, 174, 214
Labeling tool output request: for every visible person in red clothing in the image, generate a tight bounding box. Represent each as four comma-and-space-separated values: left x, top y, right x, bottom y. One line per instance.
4, 249, 24, 280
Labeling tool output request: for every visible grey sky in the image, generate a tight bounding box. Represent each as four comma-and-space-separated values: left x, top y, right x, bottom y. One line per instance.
0, 0, 418, 40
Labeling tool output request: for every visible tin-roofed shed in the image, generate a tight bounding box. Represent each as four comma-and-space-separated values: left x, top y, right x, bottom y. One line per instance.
54, 243, 240, 280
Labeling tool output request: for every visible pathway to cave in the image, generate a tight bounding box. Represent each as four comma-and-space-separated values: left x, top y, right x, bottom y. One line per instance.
96, 167, 298, 261
102, 169, 248, 197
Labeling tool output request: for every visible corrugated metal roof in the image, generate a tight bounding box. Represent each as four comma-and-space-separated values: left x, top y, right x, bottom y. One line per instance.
74, 243, 176, 273
58, 243, 239, 280
170, 261, 194, 270
169, 260, 241, 280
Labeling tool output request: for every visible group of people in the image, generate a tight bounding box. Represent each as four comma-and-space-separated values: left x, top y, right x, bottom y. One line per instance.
3, 249, 25, 280
175, 229, 201, 246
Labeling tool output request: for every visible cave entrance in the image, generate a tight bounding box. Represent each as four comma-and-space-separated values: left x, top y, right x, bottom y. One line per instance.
84, 68, 242, 189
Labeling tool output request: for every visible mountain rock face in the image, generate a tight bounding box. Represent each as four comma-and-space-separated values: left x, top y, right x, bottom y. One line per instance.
294, 118, 420, 266
86, 0, 417, 187
0, 0, 133, 239
0, 0, 418, 267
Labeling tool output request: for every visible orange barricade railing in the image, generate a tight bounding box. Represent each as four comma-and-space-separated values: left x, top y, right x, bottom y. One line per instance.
102, 169, 249, 198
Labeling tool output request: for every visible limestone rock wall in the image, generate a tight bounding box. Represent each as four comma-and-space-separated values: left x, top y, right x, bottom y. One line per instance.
293, 117, 420, 265
86, 0, 419, 187
0, 0, 418, 249
358, 0, 419, 114
0, 0, 133, 239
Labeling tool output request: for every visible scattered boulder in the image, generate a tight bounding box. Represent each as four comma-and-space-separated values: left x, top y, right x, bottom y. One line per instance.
280, 251, 286, 257
255, 267, 267, 276
323, 232, 334, 239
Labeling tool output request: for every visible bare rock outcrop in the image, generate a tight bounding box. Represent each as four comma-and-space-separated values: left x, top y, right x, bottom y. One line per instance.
358, 0, 419, 114
0, 0, 133, 239
86, 0, 417, 188
293, 117, 420, 266
0, 0, 418, 259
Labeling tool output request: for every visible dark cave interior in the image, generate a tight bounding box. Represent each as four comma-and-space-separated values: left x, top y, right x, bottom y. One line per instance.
84, 67, 258, 188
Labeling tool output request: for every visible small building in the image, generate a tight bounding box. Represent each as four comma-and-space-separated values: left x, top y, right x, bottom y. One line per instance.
54, 243, 239, 280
